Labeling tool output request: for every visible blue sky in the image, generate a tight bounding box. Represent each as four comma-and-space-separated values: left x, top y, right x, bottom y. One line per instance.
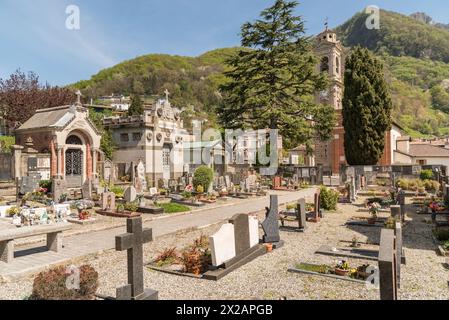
1, 0, 448, 85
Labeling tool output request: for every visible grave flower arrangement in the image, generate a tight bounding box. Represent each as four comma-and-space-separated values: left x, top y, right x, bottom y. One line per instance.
334, 260, 351, 277
368, 202, 381, 224
6, 206, 20, 217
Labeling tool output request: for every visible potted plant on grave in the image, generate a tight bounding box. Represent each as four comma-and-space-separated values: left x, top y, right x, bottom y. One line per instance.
195, 185, 205, 200
116, 204, 125, 213
59, 193, 69, 203
368, 202, 381, 224
355, 264, 372, 280
350, 236, 360, 248
334, 260, 351, 277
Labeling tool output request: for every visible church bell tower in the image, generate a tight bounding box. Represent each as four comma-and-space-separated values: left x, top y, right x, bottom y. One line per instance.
313, 26, 345, 175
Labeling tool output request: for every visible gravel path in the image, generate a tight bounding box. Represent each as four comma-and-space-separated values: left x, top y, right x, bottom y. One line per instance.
0, 196, 447, 300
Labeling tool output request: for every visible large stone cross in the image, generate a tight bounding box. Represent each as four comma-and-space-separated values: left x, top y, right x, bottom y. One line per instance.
164, 89, 170, 102
115, 217, 157, 300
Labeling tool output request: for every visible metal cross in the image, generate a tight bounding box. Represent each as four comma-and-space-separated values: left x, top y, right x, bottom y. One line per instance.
115, 217, 153, 300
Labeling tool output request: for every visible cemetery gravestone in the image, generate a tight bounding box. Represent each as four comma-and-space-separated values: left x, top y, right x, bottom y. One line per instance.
20, 174, 41, 194
379, 228, 398, 300
134, 161, 147, 194
115, 217, 157, 300
210, 223, 236, 267
81, 180, 92, 199
248, 216, 259, 247
205, 214, 267, 281
262, 195, 283, 248
124, 186, 137, 203
101, 192, 116, 211
390, 205, 401, 219
297, 198, 307, 231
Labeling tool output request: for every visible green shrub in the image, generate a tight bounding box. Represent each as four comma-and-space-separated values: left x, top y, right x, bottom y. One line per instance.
319, 186, 339, 211
124, 202, 139, 212
39, 180, 52, 191
433, 228, 449, 241
0, 136, 15, 153
193, 165, 213, 191
110, 186, 125, 198
443, 241, 449, 251
420, 169, 434, 180
31, 265, 98, 300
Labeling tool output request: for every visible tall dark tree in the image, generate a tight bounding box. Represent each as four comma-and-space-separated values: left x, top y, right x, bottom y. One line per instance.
0, 70, 75, 128
128, 94, 144, 116
343, 46, 393, 165
217, 0, 335, 150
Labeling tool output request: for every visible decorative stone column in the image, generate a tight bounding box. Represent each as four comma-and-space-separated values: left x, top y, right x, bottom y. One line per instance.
50, 140, 57, 177
92, 148, 98, 178
57, 146, 63, 177
86, 142, 92, 179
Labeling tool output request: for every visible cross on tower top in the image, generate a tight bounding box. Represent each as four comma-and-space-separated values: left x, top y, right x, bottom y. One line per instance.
164, 89, 170, 102
324, 17, 329, 31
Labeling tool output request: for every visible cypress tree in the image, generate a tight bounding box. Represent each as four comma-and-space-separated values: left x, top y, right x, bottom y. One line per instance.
128, 94, 144, 116
343, 46, 392, 165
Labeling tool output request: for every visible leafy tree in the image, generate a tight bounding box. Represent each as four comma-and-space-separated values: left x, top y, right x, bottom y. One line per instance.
430, 85, 449, 112
217, 0, 335, 150
0, 70, 75, 128
343, 47, 393, 165
128, 94, 144, 116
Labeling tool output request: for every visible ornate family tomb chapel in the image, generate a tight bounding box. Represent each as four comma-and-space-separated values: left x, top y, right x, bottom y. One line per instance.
14, 96, 102, 189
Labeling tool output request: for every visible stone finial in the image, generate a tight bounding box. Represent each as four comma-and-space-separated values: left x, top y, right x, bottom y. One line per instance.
75, 90, 82, 106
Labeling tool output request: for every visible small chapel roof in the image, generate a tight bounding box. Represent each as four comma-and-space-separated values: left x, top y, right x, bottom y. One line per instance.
16, 105, 77, 131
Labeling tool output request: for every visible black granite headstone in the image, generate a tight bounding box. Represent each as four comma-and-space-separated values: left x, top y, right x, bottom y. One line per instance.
229, 214, 250, 255
262, 195, 281, 243
297, 198, 307, 231
379, 229, 398, 300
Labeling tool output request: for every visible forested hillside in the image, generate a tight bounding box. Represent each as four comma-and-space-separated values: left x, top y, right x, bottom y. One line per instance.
73, 9, 449, 138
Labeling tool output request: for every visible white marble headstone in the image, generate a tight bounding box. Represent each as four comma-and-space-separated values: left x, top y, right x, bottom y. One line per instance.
210, 223, 236, 267
149, 187, 158, 196
249, 215, 260, 247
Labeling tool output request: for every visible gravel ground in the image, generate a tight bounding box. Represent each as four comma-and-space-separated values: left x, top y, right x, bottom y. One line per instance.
0, 196, 448, 300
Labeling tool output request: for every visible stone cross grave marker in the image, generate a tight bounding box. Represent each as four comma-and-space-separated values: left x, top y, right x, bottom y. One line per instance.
115, 217, 157, 300
262, 195, 281, 244
379, 228, 398, 300
297, 198, 307, 231
124, 186, 137, 203
101, 192, 116, 211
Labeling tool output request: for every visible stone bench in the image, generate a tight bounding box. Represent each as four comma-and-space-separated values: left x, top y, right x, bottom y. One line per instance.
0, 223, 72, 263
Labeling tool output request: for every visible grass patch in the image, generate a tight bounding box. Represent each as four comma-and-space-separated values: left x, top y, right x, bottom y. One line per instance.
156, 202, 191, 214
295, 263, 331, 274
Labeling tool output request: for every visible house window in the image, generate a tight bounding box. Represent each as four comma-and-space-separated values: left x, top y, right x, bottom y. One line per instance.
336, 57, 340, 75
417, 160, 426, 165
120, 133, 129, 142
132, 132, 142, 141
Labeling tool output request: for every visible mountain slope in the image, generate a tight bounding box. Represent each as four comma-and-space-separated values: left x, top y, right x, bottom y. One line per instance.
74, 10, 449, 138
336, 9, 449, 63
